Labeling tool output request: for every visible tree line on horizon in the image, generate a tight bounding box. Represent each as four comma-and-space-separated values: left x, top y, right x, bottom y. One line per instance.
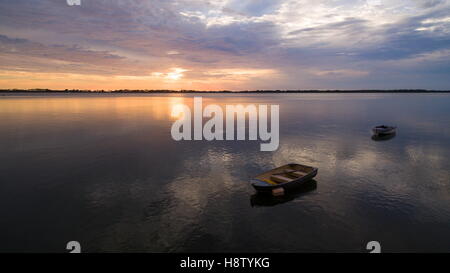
1, 88, 449, 93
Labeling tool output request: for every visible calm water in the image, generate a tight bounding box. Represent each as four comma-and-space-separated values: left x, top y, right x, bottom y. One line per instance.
0, 93, 449, 253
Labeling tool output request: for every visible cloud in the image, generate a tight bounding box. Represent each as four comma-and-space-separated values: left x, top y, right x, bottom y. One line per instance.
0, 0, 449, 90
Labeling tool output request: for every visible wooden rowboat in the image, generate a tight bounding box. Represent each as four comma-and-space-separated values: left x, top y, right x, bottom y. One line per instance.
251, 163, 318, 194
250, 180, 317, 207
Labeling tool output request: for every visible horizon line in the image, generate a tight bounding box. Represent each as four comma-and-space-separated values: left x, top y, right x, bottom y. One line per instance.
1, 89, 450, 94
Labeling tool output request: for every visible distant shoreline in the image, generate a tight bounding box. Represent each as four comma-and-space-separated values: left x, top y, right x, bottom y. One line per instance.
1, 89, 450, 94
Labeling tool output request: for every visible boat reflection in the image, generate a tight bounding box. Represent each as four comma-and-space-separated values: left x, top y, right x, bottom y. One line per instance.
250, 180, 317, 207
371, 132, 397, 141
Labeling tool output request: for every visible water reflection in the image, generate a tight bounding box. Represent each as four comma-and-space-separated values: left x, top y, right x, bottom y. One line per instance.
0, 93, 449, 252
372, 132, 397, 141
250, 180, 318, 207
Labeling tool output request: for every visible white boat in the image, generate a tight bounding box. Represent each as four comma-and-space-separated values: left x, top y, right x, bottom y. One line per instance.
251, 163, 318, 194
372, 125, 396, 136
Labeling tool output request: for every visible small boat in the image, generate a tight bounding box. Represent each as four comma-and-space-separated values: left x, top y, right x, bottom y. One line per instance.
250, 180, 317, 207
372, 125, 396, 136
251, 163, 318, 194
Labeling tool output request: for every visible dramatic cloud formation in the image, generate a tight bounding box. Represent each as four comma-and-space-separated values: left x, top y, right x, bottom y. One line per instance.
0, 0, 449, 90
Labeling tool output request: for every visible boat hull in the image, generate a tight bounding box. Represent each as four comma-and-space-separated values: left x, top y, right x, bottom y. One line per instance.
372, 126, 396, 136
251, 166, 318, 194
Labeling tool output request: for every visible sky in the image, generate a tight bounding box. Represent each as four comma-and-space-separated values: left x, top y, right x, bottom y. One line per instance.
0, 0, 450, 90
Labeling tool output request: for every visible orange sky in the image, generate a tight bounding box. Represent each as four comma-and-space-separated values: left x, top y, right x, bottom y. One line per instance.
0, 1, 449, 90
0, 67, 281, 91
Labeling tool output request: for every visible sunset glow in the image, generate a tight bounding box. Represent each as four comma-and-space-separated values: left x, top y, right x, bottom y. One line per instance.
0, 1, 449, 90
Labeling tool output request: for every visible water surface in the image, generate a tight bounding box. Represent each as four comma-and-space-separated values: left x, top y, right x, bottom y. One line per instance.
0, 93, 449, 252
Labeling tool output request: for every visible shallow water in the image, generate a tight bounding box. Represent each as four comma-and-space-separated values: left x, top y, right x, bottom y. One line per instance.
0, 93, 449, 252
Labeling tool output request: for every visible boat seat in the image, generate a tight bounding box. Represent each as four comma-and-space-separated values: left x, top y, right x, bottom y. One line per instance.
284, 168, 307, 178
270, 175, 293, 184
293, 171, 307, 177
